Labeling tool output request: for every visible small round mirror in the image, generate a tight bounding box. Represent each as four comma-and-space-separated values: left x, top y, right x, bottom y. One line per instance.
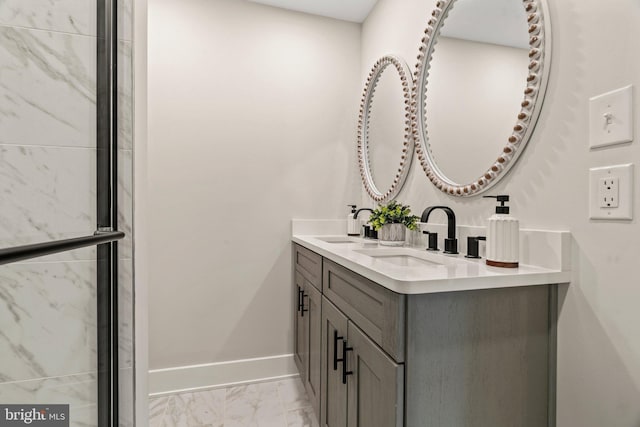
413, 0, 551, 196
358, 56, 413, 202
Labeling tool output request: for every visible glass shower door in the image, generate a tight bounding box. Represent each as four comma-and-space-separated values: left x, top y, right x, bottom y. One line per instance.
0, 1, 133, 427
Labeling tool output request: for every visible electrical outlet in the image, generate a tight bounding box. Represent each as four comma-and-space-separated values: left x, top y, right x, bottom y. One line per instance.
598, 177, 619, 208
589, 164, 633, 220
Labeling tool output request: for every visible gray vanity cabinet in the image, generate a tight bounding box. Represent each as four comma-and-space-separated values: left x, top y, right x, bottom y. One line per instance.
293, 271, 306, 375
320, 297, 403, 427
293, 248, 323, 418
346, 321, 404, 427
293, 243, 556, 427
294, 274, 322, 417
304, 282, 322, 416
404, 286, 554, 427
320, 298, 348, 427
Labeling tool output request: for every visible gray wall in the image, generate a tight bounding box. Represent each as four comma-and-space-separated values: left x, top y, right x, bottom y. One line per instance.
0, 1, 134, 426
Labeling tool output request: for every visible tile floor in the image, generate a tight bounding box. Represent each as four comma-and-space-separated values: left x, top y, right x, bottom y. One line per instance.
149, 377, 319, 427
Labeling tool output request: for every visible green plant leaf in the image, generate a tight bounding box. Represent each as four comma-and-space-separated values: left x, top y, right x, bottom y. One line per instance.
369, 201, 419, 231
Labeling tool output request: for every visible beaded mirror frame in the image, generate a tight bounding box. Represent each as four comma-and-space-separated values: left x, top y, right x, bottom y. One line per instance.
412, 0, 552, 197
358, 55, 414, 203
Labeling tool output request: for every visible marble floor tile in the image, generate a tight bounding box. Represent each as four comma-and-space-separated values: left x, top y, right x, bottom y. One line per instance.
225, 382, 284, 426
223, 417, 282, 427
149, 378, 318, 427
149, 396, 171, 427
276, 379, 310, 411
164, 388, 225, 427
285, 407, 318, 427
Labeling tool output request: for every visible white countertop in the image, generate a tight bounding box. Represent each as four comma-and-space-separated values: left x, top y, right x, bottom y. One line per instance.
292, 234, 572, 295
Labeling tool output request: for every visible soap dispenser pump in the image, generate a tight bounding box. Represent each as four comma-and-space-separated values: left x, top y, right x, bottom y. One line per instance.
483, 195, 519, 268
347, 205, 359, 236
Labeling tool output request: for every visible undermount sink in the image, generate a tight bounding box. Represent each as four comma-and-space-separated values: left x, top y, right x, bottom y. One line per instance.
353, 247, 459, 267
315, 236, 360, 244
367, 254, 441, 267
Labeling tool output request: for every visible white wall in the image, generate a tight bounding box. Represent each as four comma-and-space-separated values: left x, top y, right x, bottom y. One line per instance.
148, 0, 361, 372
362, 0, 640, 425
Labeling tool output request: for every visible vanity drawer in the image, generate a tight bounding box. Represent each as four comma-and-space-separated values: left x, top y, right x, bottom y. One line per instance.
323, 259, 405, 362
294, 244, 322, 291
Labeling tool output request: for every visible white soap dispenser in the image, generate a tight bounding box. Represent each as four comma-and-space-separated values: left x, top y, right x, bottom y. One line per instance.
347, 205, 359, 236
484, 195, 519, 268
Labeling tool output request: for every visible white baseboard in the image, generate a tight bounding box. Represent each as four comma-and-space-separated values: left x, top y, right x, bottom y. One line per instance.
148, 354, 298, 397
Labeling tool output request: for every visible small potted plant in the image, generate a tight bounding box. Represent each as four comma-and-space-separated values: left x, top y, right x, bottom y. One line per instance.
369, 201, 419, 246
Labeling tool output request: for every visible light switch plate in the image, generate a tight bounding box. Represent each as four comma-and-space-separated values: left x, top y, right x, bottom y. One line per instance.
589, 85, 633, 149
589, 164, 634, 220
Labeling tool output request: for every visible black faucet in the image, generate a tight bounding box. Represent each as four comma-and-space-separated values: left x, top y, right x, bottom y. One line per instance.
420, 206, 458, 254
353, 208, 374, 220
354, 208, 376, 239
422, 230, 439, 251
465, 236, 486, 259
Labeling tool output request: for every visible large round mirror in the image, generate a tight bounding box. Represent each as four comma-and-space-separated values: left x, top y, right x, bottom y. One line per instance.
358, 55, 413, 202
413, 0, 551, 196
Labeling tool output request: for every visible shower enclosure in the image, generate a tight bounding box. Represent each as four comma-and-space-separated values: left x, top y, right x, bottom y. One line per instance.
0, 1, 134, 427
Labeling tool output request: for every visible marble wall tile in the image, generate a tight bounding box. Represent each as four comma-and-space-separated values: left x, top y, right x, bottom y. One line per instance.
0, 145, 132, 259
118, 149, 133, 259
0, 372, 97, 427
0, 0, 132, 41
119, 367, 134, 427
0, 26, 96, 148
0, 3, 134, 424
118, 258, 133, 368
0, 145, 96, 259
0, 0, 96, 36
0, 260, 96, 382
118, 0, 133, 41
118, 40, 133, 150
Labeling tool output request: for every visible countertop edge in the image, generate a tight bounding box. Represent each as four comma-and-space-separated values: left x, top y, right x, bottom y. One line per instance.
292, 235, 571, 295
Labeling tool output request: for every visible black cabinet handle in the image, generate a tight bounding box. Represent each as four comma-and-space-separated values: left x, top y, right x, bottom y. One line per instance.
333, 330, 344, 371
297, 286, 303, 313
342, 342, 353, 384
301, 292, 309, 317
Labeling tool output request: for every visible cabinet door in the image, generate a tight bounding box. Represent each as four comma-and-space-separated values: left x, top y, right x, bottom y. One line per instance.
346, 322, 404, 427
320, 297, 348, 427
294, 272, 306, 377
304, 282, 322, 418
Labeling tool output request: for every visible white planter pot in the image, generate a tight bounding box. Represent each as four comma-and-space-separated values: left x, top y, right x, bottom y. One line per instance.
378, 223, 406, 247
